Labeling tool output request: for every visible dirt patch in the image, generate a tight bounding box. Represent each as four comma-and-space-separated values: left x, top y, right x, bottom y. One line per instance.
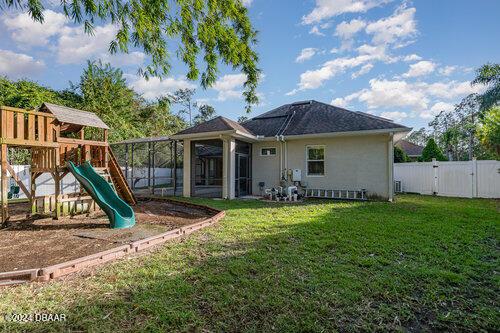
0, 199, 212, 272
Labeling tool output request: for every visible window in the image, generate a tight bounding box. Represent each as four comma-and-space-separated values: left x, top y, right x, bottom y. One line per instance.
261, 147, 277, 156
306, 145, 325, 176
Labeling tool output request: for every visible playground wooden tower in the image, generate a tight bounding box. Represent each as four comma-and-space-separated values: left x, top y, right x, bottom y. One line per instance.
0, 103, 136, 224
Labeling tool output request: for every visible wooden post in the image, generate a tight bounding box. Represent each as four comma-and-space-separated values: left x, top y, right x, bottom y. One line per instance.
147, 142, 152, 193
151, 142, 156, 195
30, 172, 37, 214
173, 140, 177, 195
53, 172, 61, 219
103, 129, 108, 169
131, 143, 135, 190
124, 143, 129, 184
1, 144, 8, 224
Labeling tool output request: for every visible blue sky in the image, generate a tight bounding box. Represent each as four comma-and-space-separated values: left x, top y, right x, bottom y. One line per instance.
0, 0, 499, 130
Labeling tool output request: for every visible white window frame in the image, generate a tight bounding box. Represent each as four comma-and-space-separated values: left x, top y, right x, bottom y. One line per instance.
260, 147, 277, 156
306, 145, 325, 177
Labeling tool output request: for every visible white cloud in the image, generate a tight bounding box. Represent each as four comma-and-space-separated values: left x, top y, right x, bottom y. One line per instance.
419, 101, 455, 119
351, 63, 373, 78
287, 44, 393, 94
402, 60, 436, 78
0, 49, 45, 78
403, 54, 422, 62
335, 19, 366, 50
365, 6, 417, 46
241, 0, 253, 6
57, 24, 116, 64
212, 73, 247, 101
56, 23, 145, 66
126, 74, 196, 100
309, 26, 325, 36
331, 78, 484, 120
302, 0, 391, 25
295, 48, 318, 63
101, 51, 146, 67
438, 65, 457, 76
335, 19, 366, 39
356, 79, 429, 110
380, 111, 408, 122
2, 10, 67, 47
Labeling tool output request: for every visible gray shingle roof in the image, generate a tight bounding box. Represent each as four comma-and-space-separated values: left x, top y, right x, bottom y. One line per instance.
242, 100, 410, 137
41, 103, 109, 129
395, 139, 424, 156
174, 116, 254, 136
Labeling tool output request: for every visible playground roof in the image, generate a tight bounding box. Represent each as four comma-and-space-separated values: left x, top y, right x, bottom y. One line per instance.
41, 103, 110, 130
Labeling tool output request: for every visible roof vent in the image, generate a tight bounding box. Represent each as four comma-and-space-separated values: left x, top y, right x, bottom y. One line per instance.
291, 100, 312, 106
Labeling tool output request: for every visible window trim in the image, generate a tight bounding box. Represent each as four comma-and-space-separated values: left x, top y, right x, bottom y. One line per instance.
306, 145, 325, 177
260, 147, 277, 156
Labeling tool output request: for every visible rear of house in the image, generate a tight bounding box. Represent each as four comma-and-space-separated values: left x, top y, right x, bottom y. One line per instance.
171, 100, 410, 201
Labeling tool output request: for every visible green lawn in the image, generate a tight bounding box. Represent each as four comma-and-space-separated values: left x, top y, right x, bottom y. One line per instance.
1, 195, 499, 332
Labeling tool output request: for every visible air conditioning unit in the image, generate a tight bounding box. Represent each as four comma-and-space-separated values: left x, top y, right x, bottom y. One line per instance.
394, 180, 402, 193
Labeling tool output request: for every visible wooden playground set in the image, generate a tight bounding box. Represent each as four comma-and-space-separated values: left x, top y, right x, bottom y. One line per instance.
0, 102, 224, 286
0, 102, 136, 225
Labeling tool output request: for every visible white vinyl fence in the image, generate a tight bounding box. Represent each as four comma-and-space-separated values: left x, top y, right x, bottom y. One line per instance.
394, 159, 500, 198
8, 165, 80, 200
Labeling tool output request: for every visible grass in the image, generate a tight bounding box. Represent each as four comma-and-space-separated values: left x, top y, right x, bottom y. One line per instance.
0, 195, 498, 332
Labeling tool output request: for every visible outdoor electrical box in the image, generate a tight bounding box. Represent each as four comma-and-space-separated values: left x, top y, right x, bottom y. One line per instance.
292, 169, 302, 182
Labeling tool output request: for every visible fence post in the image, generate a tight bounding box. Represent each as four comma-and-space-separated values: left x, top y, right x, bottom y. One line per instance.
471, 158, 477, 198
432, 158, 438, 195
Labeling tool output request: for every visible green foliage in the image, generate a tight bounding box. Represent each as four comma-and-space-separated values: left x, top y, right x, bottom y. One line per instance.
406, 127, 430, 147
0, 76, 73, 109
0, 0, 261, 111
477, 107, 500, 158
421, 138, 447, 161
393, 146, 409, 163
193, 104, 216, 125
77, 60, 142, 142
237, 115, 248, 123
472, 63, 500, 111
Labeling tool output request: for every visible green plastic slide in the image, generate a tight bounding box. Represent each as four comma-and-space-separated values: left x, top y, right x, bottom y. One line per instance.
67, 161, 135, 229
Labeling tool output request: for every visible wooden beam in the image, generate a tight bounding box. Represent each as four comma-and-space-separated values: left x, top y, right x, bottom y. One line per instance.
6, 162, 31, 200
0, 138, 59, 148
57, 137, 108, 147
0, 106, 56, 118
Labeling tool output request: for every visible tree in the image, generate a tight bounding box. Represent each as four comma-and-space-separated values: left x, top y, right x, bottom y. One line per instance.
394, 146, 409, 163
472, 63, 500, 111
238, 115, 248, 123
167, 89, 197, 126
406, 127, 430, 147
193, 104, 216, 125
76, 60, 142, 142
0, 76, 74, 109
421, 138, 447, 162
477, 107, 500, 158
1, 0, 261, 111
455, 94, 481, 160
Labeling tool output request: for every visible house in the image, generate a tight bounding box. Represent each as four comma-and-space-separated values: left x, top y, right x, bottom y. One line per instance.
171, 100, 411, 201
395, 139, 424, 161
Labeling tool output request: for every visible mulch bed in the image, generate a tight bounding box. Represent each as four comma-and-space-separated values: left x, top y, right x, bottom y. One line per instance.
0, 199, 212, 272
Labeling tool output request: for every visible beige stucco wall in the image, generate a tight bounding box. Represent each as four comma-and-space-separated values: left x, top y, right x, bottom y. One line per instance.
252, 134, 392, 199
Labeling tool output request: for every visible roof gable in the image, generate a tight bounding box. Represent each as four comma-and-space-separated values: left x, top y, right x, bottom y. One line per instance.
174, 116, 254, 136
395, 139, 424, 156
40, 103, 109, 129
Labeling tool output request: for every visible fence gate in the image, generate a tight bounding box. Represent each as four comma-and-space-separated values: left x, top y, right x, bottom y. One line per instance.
394, 159, 500, 198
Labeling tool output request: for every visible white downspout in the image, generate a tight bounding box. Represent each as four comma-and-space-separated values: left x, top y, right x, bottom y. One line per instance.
388, 132, 394, 202
276, 135, 282, 181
